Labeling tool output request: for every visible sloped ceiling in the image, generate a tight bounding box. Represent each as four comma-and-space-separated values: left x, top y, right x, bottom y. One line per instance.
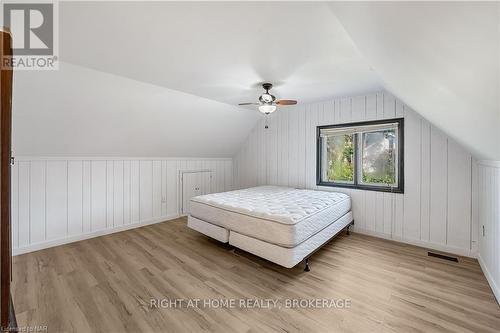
330, 1, 500, 160
59, 1, 381, 105
13, 62, 259, 157
12, 1, 499, 160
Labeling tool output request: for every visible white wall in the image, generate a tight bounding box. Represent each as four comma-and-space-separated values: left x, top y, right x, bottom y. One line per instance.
329, 2, 500, 160
12, 62, 259, 157
477, 161, 500, 302
233, 91, 476, 257
11, 157, 233, 255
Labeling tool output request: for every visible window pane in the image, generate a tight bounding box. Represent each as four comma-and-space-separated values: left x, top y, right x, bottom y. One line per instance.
322, 134, 354, 183
361, 129, 397, 186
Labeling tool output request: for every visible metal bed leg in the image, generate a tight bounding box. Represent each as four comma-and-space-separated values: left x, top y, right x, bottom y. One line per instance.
304, 258, 310, 272
346, 220, 354, 236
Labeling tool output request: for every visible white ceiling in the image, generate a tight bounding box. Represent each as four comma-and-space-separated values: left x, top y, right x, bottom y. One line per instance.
13, 62, 259, 157
11, 1, 500, 159
60, 1, 382, 106
330, 1, 500, 160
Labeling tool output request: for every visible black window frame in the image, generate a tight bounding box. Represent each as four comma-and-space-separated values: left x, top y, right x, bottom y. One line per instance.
316, 118, 404, 193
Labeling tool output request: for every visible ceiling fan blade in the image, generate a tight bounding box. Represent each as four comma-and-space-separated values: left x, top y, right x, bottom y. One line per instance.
238, 102, 259, 106
276, 100, 297, 106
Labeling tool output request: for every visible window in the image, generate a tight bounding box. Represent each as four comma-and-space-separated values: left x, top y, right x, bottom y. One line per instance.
317, 118, 404, 193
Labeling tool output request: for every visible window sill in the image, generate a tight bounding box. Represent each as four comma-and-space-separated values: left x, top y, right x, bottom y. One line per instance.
316, 181, 404, 194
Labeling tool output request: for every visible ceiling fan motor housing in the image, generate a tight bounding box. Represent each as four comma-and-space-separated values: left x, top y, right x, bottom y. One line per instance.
260, 83, 275, 104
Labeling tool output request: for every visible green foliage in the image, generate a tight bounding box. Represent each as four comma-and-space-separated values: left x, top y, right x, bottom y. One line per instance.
326, 135, 353, 182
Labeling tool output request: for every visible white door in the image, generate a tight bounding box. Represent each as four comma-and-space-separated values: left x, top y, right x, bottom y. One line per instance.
182, 171, 213, 214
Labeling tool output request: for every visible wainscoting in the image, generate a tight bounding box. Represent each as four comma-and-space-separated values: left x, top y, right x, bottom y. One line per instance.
477, 161, 500, 301
233, 91, 476, 257
11, 157, 233, 255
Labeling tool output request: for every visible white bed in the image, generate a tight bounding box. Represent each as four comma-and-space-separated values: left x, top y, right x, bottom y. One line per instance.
187, 186, 353, 269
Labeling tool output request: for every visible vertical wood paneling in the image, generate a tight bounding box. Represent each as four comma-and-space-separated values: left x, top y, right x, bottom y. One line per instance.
224, 160, 233, 191
297, 106, 306, 188
375, 192, 384, 233
161, 161, 167, 216
18, 162, 31, 246
67, 161, 83, 236
13, 158, 231, 252
11, 163, 19, 248
139, 161, 153, 221
46, 161, 68, 240
123, 161, 131, 224
383, 193, 393, 234
288, 107, 299, 187
366, 94, 377, 120
383, 93, 396, 119
471, 159, 479, 252
130, 161, 140, 223
91, 161, 107, 231
166, 160, 177, 217
29, 161, 45, 244
477, 162, 500, 302
82, 161, 91, 232
350, 190, 364, 231
429, 127, 448, 245
340, 97, 351, 123
447, 141, 471, 249
420, 121, 431, 242
233, 91, 474, 256
152, 161, 162, 219
364, 192, 376, 232
279, 111, 289, 186
113, 161, 124, 227
403, 111, 421, 240
106, 161, 114, 228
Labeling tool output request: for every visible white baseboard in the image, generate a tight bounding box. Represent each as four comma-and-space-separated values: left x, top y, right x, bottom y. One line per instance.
478, 254, 500, 304
353, 227, 476, 258
13, 214, 182, 256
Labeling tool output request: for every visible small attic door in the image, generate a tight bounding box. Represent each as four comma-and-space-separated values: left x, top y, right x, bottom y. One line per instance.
181, 170, 213, 215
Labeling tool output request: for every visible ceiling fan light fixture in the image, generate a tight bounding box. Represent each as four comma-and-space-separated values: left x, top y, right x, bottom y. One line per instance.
260, 93, 273, 103
258, 104, 276, 114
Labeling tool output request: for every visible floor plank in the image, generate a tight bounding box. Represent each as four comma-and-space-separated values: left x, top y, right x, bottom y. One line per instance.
12, 217, 500, 333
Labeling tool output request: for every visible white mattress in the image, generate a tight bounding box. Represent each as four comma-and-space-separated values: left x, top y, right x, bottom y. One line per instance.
230, 211, 353, 268
187, 215, 229, 243
190, 186, 351, 247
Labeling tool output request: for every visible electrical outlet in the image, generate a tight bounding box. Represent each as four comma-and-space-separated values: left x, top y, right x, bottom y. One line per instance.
161, 196, 166, 203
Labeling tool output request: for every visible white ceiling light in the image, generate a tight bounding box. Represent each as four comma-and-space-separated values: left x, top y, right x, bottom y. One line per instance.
260, 93, 273, 103
258, 104, 276, 114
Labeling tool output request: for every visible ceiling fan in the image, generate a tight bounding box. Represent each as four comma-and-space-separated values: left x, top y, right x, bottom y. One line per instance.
238, 83, 297, 114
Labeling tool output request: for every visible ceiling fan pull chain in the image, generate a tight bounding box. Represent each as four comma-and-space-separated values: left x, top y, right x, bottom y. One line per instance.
265, 114, 269, 129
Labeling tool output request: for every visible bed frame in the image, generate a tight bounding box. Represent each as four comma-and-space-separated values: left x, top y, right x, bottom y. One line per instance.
303, 220, 354, 272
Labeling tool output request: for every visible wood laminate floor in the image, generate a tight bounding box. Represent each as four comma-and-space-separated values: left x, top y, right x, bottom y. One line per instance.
12, 217, 500, 333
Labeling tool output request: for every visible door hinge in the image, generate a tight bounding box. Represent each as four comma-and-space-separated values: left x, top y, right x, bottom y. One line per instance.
10, 156, 14, 165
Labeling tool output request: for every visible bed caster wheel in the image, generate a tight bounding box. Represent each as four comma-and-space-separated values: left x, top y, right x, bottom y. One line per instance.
304, 258, 310, 272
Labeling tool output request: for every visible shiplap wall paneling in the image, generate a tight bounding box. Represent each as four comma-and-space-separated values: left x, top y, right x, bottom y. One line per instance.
91, 161, 107, 231
130, 161, 140, 224
82, 161, 91, 233
477, 162, 500, 302
18, 162, 30, 247
429, 128, 448, 245
46, 161, 68, 240
106, 161, 114, 228
11, 158, 233, 254
11, 162, 18, 249
233, 91, 474, 256
30, 161, 45, 244
113, 161, 124, 227
68, 161, 83, 236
